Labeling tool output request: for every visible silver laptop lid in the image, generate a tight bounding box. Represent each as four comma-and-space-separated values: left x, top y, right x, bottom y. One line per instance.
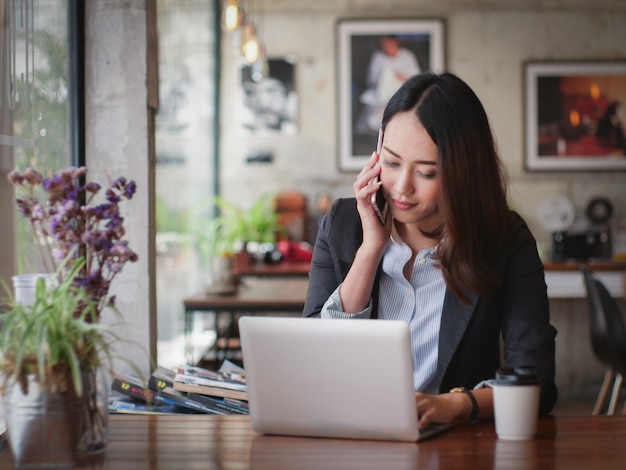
239, 316, 420, 442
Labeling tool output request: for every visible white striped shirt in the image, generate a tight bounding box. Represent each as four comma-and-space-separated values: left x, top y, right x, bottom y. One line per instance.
321, 233, 446, 394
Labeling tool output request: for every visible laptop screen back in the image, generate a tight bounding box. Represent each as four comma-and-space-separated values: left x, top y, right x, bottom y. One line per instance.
239, 316, 421, 442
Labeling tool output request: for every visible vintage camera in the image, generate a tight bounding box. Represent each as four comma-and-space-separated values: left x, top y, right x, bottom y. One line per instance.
552, 225, 612, 262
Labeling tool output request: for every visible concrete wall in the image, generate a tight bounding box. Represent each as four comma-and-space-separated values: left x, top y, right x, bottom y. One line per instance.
85, 0, 154, 375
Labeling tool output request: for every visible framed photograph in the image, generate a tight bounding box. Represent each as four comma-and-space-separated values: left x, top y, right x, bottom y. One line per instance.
239, 57, 298, 135
337, 18, 445, 172
524, 60, 626, 171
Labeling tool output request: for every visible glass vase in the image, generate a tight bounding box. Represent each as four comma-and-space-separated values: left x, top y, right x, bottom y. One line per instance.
77, 368, 109, 453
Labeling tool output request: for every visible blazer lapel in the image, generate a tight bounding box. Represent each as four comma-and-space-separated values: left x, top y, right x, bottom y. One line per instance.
434, 290, 478, 388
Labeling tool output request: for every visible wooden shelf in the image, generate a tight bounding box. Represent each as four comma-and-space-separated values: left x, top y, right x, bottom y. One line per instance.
544, 261, 626, 272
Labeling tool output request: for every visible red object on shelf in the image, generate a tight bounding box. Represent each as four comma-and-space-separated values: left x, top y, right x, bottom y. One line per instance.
277, 240, 313, 262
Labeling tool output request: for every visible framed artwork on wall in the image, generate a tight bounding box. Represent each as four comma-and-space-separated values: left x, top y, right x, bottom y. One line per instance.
239, 57, 298, 135
336, 18, 445, 172
524, 60, 626, 171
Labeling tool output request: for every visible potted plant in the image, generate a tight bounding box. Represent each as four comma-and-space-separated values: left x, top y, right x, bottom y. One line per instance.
0, 258, 119, 466
213, 193, 285, 262
193, 211, 239, 294
1, 166, 140, 460
191, 193, 284, 292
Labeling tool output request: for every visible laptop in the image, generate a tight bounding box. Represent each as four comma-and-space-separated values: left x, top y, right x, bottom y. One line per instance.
238, 316, 454, 442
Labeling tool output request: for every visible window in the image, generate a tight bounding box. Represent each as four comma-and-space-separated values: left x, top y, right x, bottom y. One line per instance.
0, 0, 82, 284
155, 0, 219, 367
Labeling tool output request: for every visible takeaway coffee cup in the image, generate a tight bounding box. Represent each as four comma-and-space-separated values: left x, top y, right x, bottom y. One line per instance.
492, 368, 541, 440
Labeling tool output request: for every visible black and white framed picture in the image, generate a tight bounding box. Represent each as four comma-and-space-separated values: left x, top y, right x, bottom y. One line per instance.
524, 60, 626, 171
337, 18, 445, 172
240, 57, 298, 135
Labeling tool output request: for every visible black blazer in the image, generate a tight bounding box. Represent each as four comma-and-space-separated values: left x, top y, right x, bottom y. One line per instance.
304, 198, 558, 415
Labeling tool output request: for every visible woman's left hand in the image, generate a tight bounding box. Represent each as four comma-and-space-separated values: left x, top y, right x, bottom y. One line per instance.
414, 392, 471, 429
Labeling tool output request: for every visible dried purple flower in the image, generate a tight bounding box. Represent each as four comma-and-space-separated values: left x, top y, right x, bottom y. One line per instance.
24, 168, 44, 185
7, 166, 139, 319
124, 181, 137, 199
7, 170, 22, 185
85, 182, 101, 193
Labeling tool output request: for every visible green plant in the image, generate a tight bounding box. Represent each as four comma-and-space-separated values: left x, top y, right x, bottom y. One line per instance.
191, 193, 283, 264
194, 215, 235, 264
155, 196, 189, 234
0, 257, 121, 397
237, 193, 283, 244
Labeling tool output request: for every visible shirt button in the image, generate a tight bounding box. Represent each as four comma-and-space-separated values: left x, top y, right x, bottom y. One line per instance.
406, 290, 412, 297
419, 258, 426, 265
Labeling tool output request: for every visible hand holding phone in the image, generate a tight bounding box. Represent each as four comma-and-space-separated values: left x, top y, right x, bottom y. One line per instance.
370, 129, 386, 225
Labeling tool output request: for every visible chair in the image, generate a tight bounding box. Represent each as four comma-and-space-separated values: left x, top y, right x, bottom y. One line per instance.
274, 191, 308, 242
578, 264, 626, 415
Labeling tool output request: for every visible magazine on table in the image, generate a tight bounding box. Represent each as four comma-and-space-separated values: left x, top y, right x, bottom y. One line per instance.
187, 393, 249, 414
174, 360, 247, 393
108, 396, 194, 415
111, 371, 227, 415
172, 381, 248, 401
147, 361, 249, 409
148, 365, 176, 392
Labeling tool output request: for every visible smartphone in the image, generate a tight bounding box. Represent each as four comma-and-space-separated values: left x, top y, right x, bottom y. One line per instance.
370, 129, 386, 225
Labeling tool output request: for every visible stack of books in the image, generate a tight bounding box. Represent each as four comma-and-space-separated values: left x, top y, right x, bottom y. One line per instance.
109, 360, 249, 415
172, 362, 248, 401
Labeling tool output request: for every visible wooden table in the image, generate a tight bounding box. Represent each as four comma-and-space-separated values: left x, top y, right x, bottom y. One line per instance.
183, 277, 309, 364
2, 415, 625, 469
235, 260, 311, 277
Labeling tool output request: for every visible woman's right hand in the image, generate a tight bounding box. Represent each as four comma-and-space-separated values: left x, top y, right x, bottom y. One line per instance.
337, 151, 393, 314
353, 150, 392, 253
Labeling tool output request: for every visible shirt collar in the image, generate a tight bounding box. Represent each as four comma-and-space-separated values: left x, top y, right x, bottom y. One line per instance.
389, 219, 439, 257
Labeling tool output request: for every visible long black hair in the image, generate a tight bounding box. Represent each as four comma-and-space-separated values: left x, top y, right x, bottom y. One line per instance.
381, 72, 513, 303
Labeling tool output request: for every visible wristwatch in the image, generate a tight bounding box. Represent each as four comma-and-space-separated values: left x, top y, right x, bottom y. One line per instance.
450, 387, 479, 424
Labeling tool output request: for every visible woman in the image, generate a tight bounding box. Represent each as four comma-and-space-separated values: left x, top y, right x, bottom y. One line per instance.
304, 72, 557, 429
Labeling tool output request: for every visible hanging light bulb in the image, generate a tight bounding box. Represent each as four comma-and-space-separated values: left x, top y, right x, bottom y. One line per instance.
244, 38, 259, 64
240, 22, 253, 54
251, 44, 269, 82
242, 23, 259, 64
222, 0, 241, 32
